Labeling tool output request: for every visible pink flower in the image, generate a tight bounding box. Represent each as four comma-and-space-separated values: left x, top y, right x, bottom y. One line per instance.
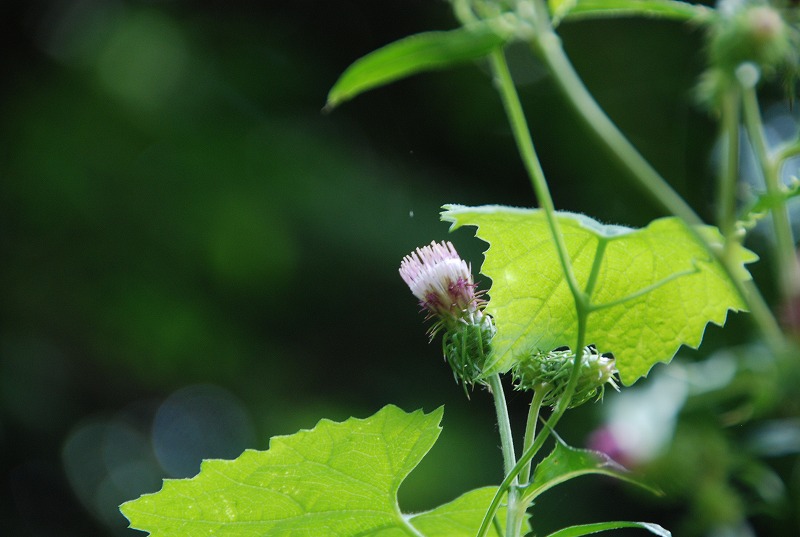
399, 241, 484, 330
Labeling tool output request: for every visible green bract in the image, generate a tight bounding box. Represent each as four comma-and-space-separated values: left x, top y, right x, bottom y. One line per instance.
120, 405, 524, 537
442, 205, 757, 385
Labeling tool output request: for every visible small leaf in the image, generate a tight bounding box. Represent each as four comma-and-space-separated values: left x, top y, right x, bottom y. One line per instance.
411, 487, 529, 536
326, 21, 510, 110
120, 405, 519, 537
443, 205, 756, 385
557, 0, 714, 25
522, 439, 661, 503
545, 521, 671, 537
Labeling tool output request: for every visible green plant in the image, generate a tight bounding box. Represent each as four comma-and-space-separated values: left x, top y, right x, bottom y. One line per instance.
121, 1, 800, 535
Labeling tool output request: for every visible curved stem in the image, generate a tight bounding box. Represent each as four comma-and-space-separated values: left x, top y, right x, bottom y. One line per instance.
488, 48, 587, 311
775, 138, 800, 163
741, 85, 800, 302
520, 387, 547, 485
527, 3, 785, 351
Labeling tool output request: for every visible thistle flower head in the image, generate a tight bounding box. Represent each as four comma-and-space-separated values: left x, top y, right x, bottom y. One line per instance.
400, 240, 493, 389
399, 241, 485, 331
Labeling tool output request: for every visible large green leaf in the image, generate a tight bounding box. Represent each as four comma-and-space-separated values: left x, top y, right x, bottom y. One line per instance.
443, 205, 755, 385
556, 0, 714, 25
522, 439, 661, 503
326, 21, 510, 110
121, 405, 521, 537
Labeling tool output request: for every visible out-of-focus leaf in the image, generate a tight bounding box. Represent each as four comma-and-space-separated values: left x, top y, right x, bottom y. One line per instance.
326, 21, 510, 109
549, 0, 579, 25
557, 0, 714, 26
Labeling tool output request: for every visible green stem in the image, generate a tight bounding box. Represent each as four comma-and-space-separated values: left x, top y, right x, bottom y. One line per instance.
527, 1, 785, 350
520, 387, 547, 485
775, 138, 800, 163
741, 85, 800, 302
487, 373, 517, 477
718, 88, 741, 264
486, 373, 519, 537
488, 47, 586, 311
476, 313, 589, 537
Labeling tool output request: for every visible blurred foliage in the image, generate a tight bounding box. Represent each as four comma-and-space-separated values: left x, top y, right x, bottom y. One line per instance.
3, 0, 797, 536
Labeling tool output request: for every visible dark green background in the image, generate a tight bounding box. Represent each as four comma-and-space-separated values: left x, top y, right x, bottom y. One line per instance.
5, 1, 779, 535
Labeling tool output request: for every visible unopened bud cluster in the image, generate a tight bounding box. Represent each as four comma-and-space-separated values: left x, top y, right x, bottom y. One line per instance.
513, 346, 619, 408
699, 1, 798, 103
400, 241, 493, 386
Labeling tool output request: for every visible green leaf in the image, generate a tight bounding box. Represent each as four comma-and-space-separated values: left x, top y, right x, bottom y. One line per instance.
442, 205, 756, 385
544, 521, 671, 537
326, 21, 510, 110
549, 0, 579, 25
412, 487, 528, 536
522, 439, 661, 503
557, 0, 714, 26
121, 405, 521, 537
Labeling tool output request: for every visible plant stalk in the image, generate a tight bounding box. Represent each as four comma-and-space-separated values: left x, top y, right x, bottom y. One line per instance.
718, 88, 742, 264
520, 387, 547, 485
486, 373, 520, 537
488, 48, 586, 311
741, 85, 800, 304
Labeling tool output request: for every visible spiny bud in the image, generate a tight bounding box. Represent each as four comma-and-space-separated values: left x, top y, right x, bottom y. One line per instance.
513, 346, 619, 408
442, 311, 495, 387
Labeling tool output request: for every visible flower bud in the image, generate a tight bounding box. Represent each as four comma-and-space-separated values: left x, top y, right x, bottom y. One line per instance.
711, 3, 795, 77
400, 241, 486, 334
442, 311, 495, 386
697, 2, 798, 106
400, 240, 494, 388
513, 345, 619, 408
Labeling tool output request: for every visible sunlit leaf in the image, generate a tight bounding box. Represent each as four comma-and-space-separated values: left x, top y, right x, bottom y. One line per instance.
326, 21, 510, 110
442, 205, 756, 385
120, 405, 522, 537
545, 521, 671, 537
557, 0, 714, 26
522, 439, 661, 503
413, 487, 528, 536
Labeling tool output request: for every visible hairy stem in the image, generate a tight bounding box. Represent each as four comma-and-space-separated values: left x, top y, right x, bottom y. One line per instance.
487, 373, 517, 478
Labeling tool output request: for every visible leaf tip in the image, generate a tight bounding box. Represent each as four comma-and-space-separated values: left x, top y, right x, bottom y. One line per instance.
440, 204, 466, 230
